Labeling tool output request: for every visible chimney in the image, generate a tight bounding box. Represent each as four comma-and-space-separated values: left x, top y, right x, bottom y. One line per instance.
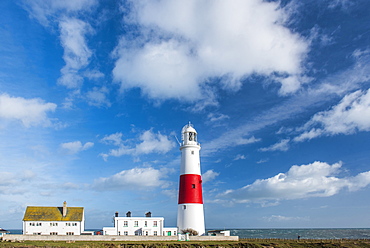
145, 211, 151, 217
126, 211, 131, 217
113, 212, 118, 227
63, 201, 67, 217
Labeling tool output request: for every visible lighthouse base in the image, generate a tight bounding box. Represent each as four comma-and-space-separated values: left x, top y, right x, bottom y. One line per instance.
177, 204, 205, 236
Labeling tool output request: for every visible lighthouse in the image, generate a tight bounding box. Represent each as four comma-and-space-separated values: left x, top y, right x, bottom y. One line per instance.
177, 123, 205, 236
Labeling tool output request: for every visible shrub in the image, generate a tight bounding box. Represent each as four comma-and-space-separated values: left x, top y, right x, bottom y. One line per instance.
181, 228, 198, 236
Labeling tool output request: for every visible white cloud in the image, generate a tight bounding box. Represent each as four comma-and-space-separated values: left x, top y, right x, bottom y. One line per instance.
207, 113, 230, 123
58, 18, 93, 89
60, 141, 94, 154
309, 25, 334, 47
100, 132, 123, 146
203, 134, 260, 156
263, 215, 309, 222
0, 170, 40, 194
235, 136, 261, 146
92, 167, 167, 190
257, 158, 269, 164
113, 0, 309, 104
86, 86, 111, 107
0, 93, 57, 127
295, 89, 370, 142
61, 182, 80, 190
220, 161, 370, 204
202, 169, 220, 183
136, 129, 175, 154
259, 139, 290, 152
0, 172, 17, 186
234, 154, 246, 161
83, 69, 104, 80
101, 129, 175, 160
328, 0, 353, 9
294, 129, 323, 142
22, 0, 98, 27
203, 52, 370, 156
22, 0, 104, 107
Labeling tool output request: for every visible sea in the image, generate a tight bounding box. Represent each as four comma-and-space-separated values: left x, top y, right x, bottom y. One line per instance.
6, 229, 370, 240
227, 229, 370, 239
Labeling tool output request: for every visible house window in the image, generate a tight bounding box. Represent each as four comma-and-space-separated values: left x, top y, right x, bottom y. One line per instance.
145, 231, 148, 236
30, 223, 35, 226
66, 223, 71, 226
124, 231, 128, 236
134, 221, 138, 227
144, 221, 147, 227
72, 223, 77, 226
66, 232, 74, 235
154, 231, 157, 236
118, 231, 121, 235
153, 221, 157, 227
50, 232, 58, 235
123, 221, 128, 227
174, 231, 176, 235
36, 223, 42, 226
50, 223, 58, 226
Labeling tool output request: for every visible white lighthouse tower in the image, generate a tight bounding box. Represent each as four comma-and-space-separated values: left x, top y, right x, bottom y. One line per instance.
177, 123, 205, 236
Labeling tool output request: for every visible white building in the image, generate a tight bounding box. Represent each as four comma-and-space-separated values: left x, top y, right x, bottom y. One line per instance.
23, 201, 87, 235
103, 212, 177, 236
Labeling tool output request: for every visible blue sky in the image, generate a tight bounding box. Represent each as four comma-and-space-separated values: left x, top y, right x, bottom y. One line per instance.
1, 0, 370, 229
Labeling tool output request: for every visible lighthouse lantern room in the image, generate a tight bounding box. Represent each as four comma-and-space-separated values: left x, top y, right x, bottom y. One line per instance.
177, 123, 205, 236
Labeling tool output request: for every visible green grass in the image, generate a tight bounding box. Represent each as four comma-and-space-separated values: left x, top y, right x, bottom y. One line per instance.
1, 239, 370, 248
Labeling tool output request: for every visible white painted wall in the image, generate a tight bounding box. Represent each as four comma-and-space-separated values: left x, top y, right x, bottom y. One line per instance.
163, 227, 177, 236
3, 234, 239, 242
180, 145, 201, 175
23, 221, 83, 235
102, 227, 115, 235
103, 217, 177, 236
177, 204, 205, 235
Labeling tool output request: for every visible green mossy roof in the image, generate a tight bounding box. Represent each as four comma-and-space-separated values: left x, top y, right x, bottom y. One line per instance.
23, 206, 84, 221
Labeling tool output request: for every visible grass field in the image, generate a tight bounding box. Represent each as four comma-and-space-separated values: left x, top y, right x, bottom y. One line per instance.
1, 239, 370, 248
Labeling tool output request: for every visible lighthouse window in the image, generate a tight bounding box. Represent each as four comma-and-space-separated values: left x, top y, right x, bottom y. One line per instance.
192, 184, 196, 188
191, 151, 194, 155
183, 205, 186, 210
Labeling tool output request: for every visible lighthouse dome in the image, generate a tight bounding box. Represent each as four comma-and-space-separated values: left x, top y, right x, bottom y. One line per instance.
181, 123, 197, 134
181, 123, 199, 144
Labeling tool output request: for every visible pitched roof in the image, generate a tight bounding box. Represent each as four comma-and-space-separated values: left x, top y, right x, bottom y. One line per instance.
23, 206, 84, 222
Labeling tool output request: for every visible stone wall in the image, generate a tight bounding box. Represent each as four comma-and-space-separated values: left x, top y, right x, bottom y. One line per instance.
2, 234, 238, 242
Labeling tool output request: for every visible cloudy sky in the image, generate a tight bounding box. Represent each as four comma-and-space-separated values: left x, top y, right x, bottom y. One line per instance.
1, 0, 370, 229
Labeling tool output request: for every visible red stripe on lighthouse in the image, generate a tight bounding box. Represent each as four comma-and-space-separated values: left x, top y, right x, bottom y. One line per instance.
178, 174, 203, 204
